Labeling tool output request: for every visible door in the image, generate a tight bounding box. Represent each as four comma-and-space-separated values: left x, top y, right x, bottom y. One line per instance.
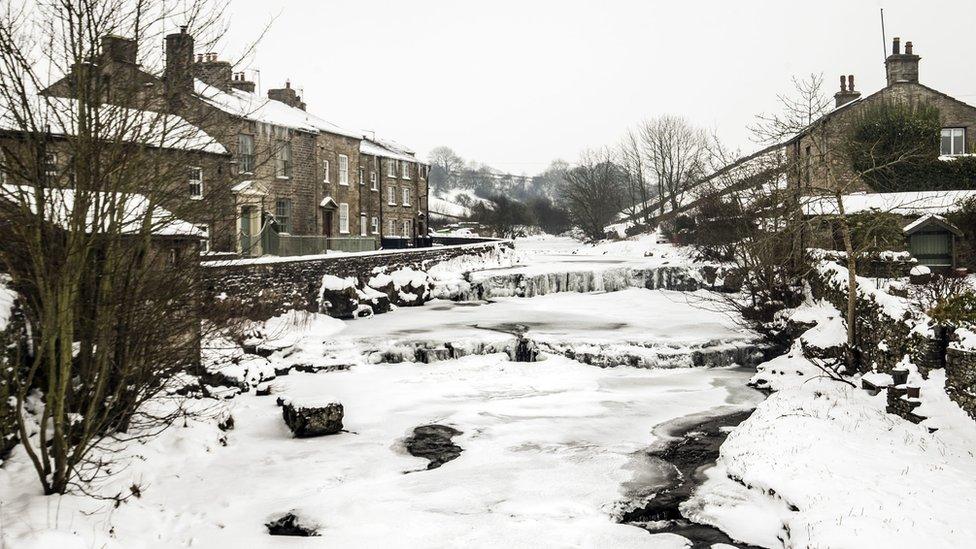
239, 206, 257, 256
322, 210, 334, 238
910, 232, 952, 267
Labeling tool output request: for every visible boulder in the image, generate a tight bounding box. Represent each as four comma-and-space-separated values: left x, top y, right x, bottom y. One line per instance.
390, 268, 432, 307
281, 398, 344, 437
319, 275, 360, 319
358, 285, 391, 315
404, 424, 463, 469
266, 511, 320, 536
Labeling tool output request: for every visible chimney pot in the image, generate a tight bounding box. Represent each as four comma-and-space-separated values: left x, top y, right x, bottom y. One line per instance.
906, 41, 914, 55
180, 25, 187, 34
840, 75, 847, 92
848, 75, 855, 91
893, 37, 901, 55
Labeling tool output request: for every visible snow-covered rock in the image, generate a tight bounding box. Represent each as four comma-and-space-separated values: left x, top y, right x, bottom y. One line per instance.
281, 397, 344, 437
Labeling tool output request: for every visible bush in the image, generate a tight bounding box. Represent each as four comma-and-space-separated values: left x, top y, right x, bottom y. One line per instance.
847, 211, 907, 253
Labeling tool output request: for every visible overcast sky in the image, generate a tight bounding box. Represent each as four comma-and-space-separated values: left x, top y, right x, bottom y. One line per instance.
218, 0, 976, 175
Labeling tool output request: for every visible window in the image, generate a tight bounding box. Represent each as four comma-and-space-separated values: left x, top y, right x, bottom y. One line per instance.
188, 166, 203, 199
370, 171, 378, 190
339, 202, 349, 233
941, 128, 966, 156
402, 187, 411, 206
275, 140, 292, 178
323, 159, 331, 183
275, 198, 292, 233
43, 152, 58, 183
339, 154, 349, 185
371, 216, 379, 234
804, 145, 812, 184
388, 186, 397, 205
197, 224, 211, 253
419, 165, 426, 180
168, 247, 180, 267
388, 219, 396, 236
238, 134, 255, 174
402, 219, 412, 238
387, 159, 397, 177
360, 213, 367, 236
359, 167, 365, 186
401, 162, 411, 179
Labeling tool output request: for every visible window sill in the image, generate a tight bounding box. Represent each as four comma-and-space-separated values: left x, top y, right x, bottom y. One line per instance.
190, 196, 203, 201
276, 176, 291, 180
339, 182, 349, 186
339, 230, 350, 235
388, 203, 397, 206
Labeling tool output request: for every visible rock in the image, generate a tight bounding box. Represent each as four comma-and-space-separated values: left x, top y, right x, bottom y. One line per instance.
281, 399, 344, 437
404, 424, 463, 469
265, 511, 320, 536
255, 382, 272, 396
390, 268, 432, 307
319, 275, 360, 319
358, 285, 391, 315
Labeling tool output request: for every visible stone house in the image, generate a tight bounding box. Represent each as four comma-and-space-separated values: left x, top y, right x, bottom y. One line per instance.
40, 28, 429, 257
362, 138, 430, 247
787, 37, 976, 194
0, 95, 233, 253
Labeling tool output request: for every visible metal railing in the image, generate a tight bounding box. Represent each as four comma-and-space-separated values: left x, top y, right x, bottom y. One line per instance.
275, 234, 377, 255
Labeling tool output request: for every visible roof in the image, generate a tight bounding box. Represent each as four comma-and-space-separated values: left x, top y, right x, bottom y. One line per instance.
319, 196, 337, 208
2, 185, 205, 237
902, 214, 963, 236
194, 79, 361, 139
802, 189, 976, 216
360, 138, 420, 163
0, 96, 227, 155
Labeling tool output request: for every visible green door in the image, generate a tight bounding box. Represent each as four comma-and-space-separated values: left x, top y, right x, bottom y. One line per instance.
910, 232, 952, 267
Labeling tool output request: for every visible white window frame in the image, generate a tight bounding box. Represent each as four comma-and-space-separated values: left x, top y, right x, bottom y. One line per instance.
388, 186, 397, 206
197, 224, 211, 253
401, 161, 411, 180
323, 159, 330, 183
359, 167, 365, 186
339, 154, 349, 185
238, 134, 255, 174
388, 219, 396, 236
942, 128, 967, 156
387, 159, 397, 178
360, 213, 367, 236
371, 216, 379, 234
339, 202, 350, 233
188, 166, 203, 199
370, 171, 378, 191
275, 140, 292, 179
43, 152, 58, 181
402, 219, 411, 238
402, 187, 410, 207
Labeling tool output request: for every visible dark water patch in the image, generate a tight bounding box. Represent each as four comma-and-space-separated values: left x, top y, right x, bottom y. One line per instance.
620, 409, 764, 549
404, 425, 463, 470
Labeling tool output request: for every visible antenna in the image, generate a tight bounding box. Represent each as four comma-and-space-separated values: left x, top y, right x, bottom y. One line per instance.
880, 8, 888, 62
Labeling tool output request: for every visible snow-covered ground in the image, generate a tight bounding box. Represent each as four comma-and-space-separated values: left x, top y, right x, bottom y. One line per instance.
0, 232, 765, 548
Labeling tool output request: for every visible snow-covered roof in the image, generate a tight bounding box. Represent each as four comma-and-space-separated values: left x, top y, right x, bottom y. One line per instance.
2, 185, 205, 237
193, 79, 361, 139
802, 189, 976, 217
0, 96, 227, 155
359, 138, 420, 163
902, 214, 962, 236
319, 196, 337, 208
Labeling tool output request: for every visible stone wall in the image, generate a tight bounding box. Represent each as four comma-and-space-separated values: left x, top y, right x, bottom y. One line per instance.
202, 240, 514, 320
946, 346, 976, 420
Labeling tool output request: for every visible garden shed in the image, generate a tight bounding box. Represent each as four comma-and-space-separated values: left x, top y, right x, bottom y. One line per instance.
903, 214, 963, 270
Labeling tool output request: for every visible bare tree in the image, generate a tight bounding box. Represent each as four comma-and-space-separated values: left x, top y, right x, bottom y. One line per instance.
0, 0, 240, 495
561, 149, 625, 241
617, 128, 652, 226
639, 115, 709, 216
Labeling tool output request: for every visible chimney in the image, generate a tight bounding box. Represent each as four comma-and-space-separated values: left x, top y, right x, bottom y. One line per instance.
230, 72, 256, 94
885, 36, 920, 86
164, 26, 194, 98
267, 80, 306, 110
194, 51, 233, 91
101, 35, 137, 64
834, 74, 861, 108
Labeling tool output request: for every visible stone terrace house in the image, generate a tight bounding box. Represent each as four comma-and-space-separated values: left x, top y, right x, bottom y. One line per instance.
787, 37, 976, 194
361, 138, 430, 247
0, 96, 233, 253
42, 29, 429, 257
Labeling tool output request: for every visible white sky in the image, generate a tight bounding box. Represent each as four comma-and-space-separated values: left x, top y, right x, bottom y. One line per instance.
219, 0, 976, 175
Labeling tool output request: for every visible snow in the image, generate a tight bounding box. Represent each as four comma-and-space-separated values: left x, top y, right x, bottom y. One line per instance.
360, 138, 421, 164
0, 352, 762, 548
686, 375, 976, 548
2, 185, 206, 237
910, 264, 932, 276
321, 274, 356, 291
0, 274, 16, 331
429, 195, 472, 218
0, 96, 226, 154
194, 79, 360, 138
802, 189, 976, 216
201, 239, 511, 267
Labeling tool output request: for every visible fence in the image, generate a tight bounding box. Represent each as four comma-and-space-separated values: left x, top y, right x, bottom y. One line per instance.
239, 228, 377, 257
